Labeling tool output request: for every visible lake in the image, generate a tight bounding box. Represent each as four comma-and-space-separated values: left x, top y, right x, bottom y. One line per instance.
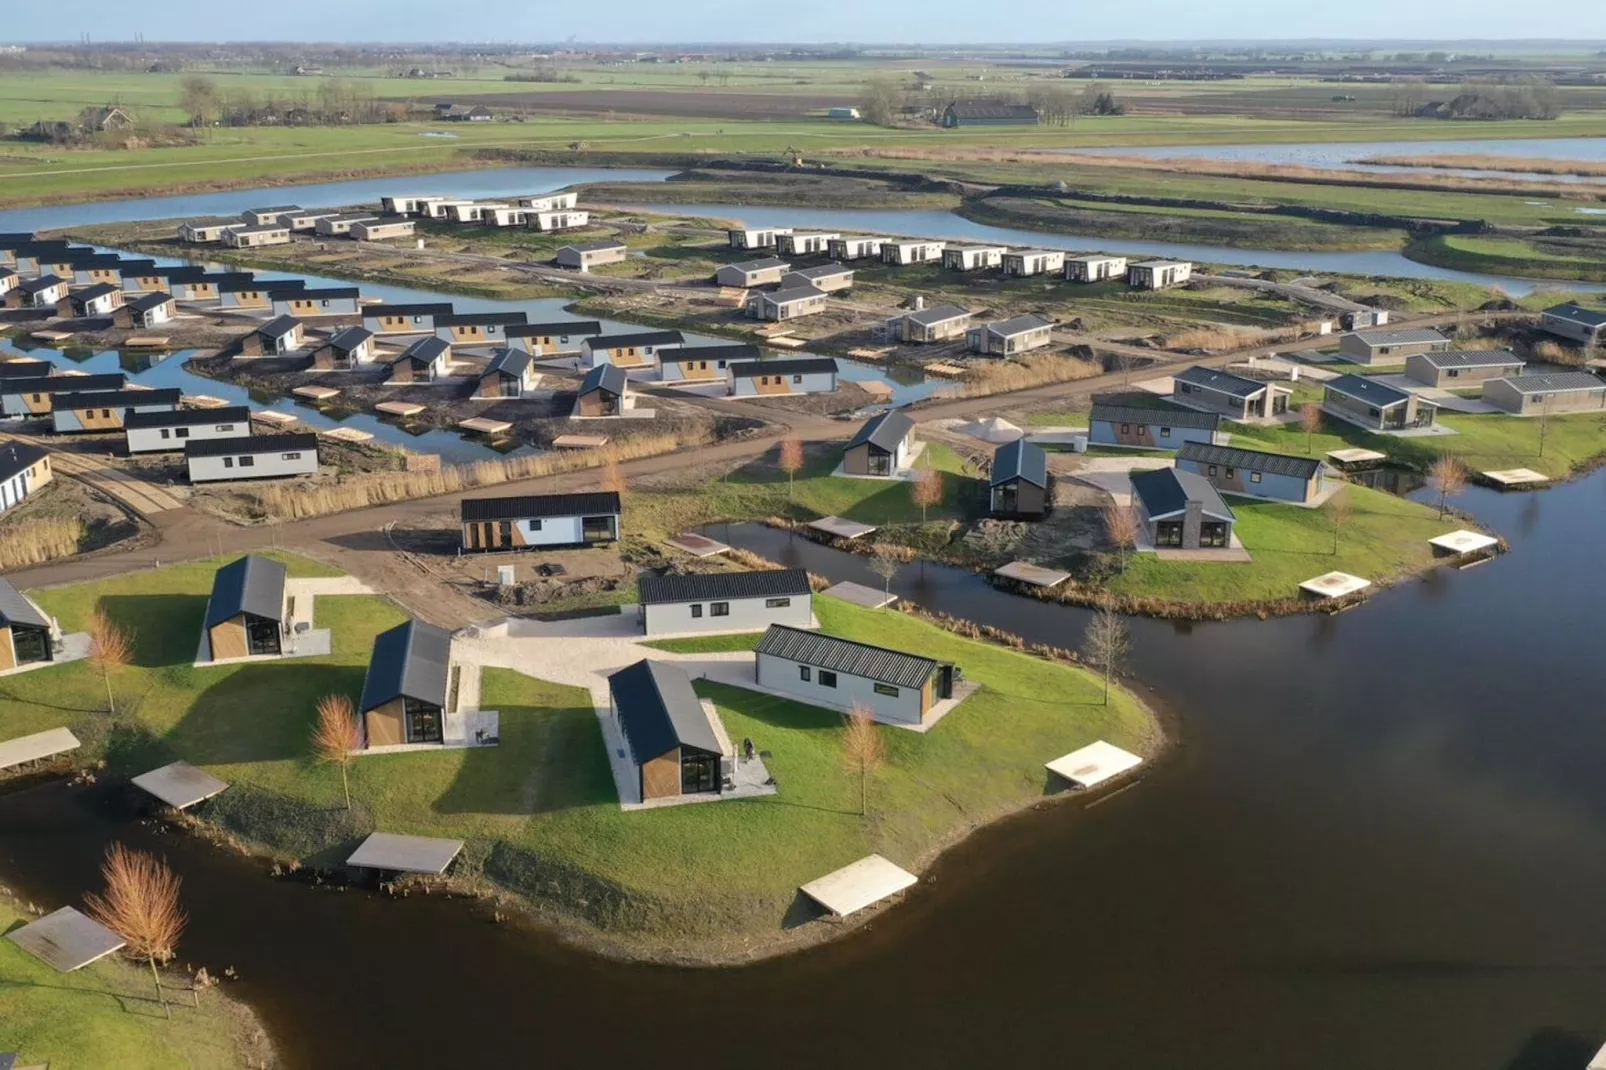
4, 469, 1606, 1068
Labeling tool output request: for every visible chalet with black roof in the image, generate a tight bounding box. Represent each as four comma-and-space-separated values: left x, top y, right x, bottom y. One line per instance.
238, 315, 305, 356
575, 362, 629, 417
1089, 402, 1225, 450
359, 619, 456, 747
989, 438, 1050, 518
1175, 441, 1328, 505
728, 357, 838, 397
637, 569, 814, 636
474, 348, 537, 399
124, 405, 251, 454
607, 659, 726, 801
113, 291, 176, 329
363, 302, 455, 334
842, 409, 914, 477
386, 336, 451, 384
200, 555, 288, 662
584, 330, 684, 369
1323, 374, 1438, 431
0, 441, 52, 517
659, 344, 759, 383
51, 388, 181, 433
184, 433, 320, 483
1172, 365, 1291, 420
505, 319, 602, 355
2, 373, 128, 417
459, 491, 621, 551
755, 625, 959, 726
0, 575, 56, 670
310, 326, 376, 370
434, 311, 528, 347
1130, 467, 1237, 551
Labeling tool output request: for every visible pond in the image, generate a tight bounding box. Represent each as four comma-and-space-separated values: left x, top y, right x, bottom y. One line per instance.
4, 470, 1606, 1068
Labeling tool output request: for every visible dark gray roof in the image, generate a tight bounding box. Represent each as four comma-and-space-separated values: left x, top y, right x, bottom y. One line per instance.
460, 491, 620, 522
585, 331, 684, 350
230, 223, 292, 236
1174, 365, 1268, 399
255, 315, 302, 340
729, 357, 838, 379
946, 101, 1040, 120
756, 625, 942, 688
21, 275, 65, 293
483, 348, 532, 380
1089, 402, 1221, 431
280, 286, 359, 300
906, 303, 969, 326
0, 360, 49, 379
1544, 303, 1606, 329
1495, 372, 1606, 394
435, 312, 527, 327
759, 285, 825, 305
1177, 441, 1322, 480
125, 405, 249, 429
1414, 349, 1523, 370
984, 313, 1053, 337
364, 302, 454, 318
785, 264, 853, 280
3, 373, 127, 396
54, 388, 181, 409
205, 555, 287, 628
398, 336, 450, 363
1349, 327, 1449, 347
184, 433, 318, 458
249, 204, 302, 213
324, 326, 374, 352
0, 575, 49, 630
847, 409, 915, 452
562, 240, 628, 254
223, 279, 304, 294
608, 659, 722, 763
1130, 467, 1235, 522
0, 441, 47, 484
638, 568, 811, 606
506, 320, 601, 338
359, 619, 452, 713
727, 257, 789, 272
664, 344, 760, 364
991, 438, 1048, 489
71, 283, 120, 302
1325, 374, 1412, 408
126, 291, 174, 311
578, 362, 627, 397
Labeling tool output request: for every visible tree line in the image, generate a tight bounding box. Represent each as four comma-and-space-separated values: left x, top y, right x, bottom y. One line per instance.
857, 77, 1125, 127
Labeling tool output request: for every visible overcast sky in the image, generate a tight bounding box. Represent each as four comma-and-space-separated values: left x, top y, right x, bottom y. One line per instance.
3, 0, 1604, 45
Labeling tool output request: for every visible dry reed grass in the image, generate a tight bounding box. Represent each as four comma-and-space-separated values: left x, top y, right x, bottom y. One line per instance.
0, 517, 83, 569
958, 353, 1101, 397
1358, 153, 1606, 178
1163, 324, 1309, 351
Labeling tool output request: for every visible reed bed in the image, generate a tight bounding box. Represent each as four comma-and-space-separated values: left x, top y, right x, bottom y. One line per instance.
0, 517, 83, 570
1162, 324, 1310, 352
957, 353, 1101, 397
1357, 154, 1606, 179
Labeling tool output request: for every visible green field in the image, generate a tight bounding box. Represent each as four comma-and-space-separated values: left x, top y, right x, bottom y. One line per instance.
0, 551, 1154, 955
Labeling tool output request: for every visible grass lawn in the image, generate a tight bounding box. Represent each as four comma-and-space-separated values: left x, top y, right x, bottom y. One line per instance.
640, 632, 766, 654
0, 898, 254, 1069
1, 557, 1155, 950
1107, 484, 1452, 605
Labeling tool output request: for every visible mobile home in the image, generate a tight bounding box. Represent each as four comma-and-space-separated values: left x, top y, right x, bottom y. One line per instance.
1065, 254, 1127, 283
555, 241, 628, 271
1002, 249, 1065, 277
841, 409, 915, 477
754, 625, 959, 727
728, 227, 794, 250
272, 287, 362, 318
1482, 373, 1606, 416
727, 357, 838, 396
530, 209, 591, 232
715, 258, 791, 289
125, 405, 251, 454
967, 314, 1053, 356
584, 330, 684, 369
179, 221, 237, 243
1338, 328, 1452, 367
363, 302, 454, 335
747, 284, 827, 322
658, 344, 759, 383
637, 569, 813, 637
1088, 402, 1224, 450
1322, 374, 1439, 431
51, 388, 182, 433
349, 218, 417, 242
1175, 441, 1327, 505
886, 303, 970, 343
1172, 366, 1291, 420
458, 491, 621, 551
942, 245, 1006, 272
184, 433, 320, 483
434, 312, 528, 347
504, 320, 602, 355
222, 224, 292, 249
778, 231, 839, 257
781, 264, 854, 293
881, 239, 945, 266
827, 236, 883, 261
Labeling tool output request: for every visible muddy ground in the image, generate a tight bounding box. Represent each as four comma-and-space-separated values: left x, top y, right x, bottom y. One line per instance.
425, 88, 855, 121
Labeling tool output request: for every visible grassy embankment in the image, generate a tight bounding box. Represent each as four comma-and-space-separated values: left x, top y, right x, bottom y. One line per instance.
1405, 234, 1606, 284
0, 552, 1155, 959
0, 900, 263, 1069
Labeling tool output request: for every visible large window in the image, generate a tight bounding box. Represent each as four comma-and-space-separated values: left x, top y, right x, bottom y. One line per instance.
1155, 521, 1184, 548
681, 751, 719, 795
690, 604, 703, 618
1200, 522, 1229, 549
403, 698, 443, 745
710, 602, 729, 617
245, 615, 281, 657
819, 670, 838, 689
9, 625, 50, 666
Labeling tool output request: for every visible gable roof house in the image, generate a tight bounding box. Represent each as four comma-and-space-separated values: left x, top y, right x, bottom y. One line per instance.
747, 284, 828, 322
989, 438, 1050, 518
754, 624, 960, 726
967, 314, 1053, 356
314, 213, 380, 236
459, 491, 622, 551
658, 343, 759, 383
0, 441, 52, 517
358, 619, 456, 748
728, 357, 839, 397
124, 405, 250, 455
1175, 441, 1327, 505
2, 373, 128, 417
715, 258, 791, 289
1481, 372, 1606, 416
240, 205, 302, 227
941, 100, 1041, 127
1338, 328, 1451, 367
1130, 467, 1237, 551
781, 264, 855, 293
607, 659, 727, 801
310, 326, 376, 371
112, 291, 176, 330
66, 283, 125, 318
199, 555, 289, 662
0, 574, 57, 670
636, 569, 814, 637
1322, 374, 1438, 432
178, 220, 238, 244
1540, 303, 1606, 347
555, 241, 628, 271
0, 267, 16, 297
1002, 249, 1066, 277
842, 409, 916, 478
1404, 349, 1526, 388
238, 315, 305, 357
184, 434, 320, 484
1088, 401, 1224, 451
281, 209, 340, 232
13, 275, 68, 309
51, 388, 182, 434
363, 302, 455, 335
474, 348, 538, 399
222, 223, 292, 249
1172, 365, 1291, 420
386, 336, 452, 384
886, 303, 971, 343
584, 330, 684, 369
504, 319, 602, 355
574, 362, 629, 417
433, 311, 527, 347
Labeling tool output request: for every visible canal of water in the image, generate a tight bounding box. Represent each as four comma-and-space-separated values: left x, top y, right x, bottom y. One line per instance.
3, 468, 1605, 1068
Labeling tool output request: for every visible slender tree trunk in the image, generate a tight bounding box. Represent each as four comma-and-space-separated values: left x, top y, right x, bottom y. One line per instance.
149, 954, 169, 1018
860, 766, 867, 817
1103, 660, 1111, 705
340, 762, 351, 810
103, 671, 116, 716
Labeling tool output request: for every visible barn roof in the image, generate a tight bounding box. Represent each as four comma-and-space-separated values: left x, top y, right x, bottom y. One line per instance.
755, 624, 941, 689
205, 555, 287, 628
358, 619, 452, 714
608, 659, 723, 762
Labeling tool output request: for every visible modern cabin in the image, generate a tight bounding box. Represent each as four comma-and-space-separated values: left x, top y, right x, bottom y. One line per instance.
1130, 467, 1237, 550
574, 362, 628, 417
0, 576, 56, 671
1404, 350, 1525, 388
967, 314, 1053, 356
504, 320, 602, 355
885, 303, 970, 343
358, 619, 454, 748
386, 336, 452, 384
124, 406, 250, 455
112, 291, 176, 329
1088, 402, 1225, 450
607, 659, 725, 801
754, 625, 959, 726
1322, 374, 1439, 431
238, 316, 305, 356
474, 348, 538, 399
310, 327, 377, 370
199, 555, 288, 662
1338, 328, 1451, 367
1172, 366, 1291, 420
458, 491, 622, 551
433, 312, 527, 347
727, 357, 839, 396
584, 330, 684, 369
184, 434, 320, 483
658, 344, 759, 383
1175, 441, 1327, 505
1482, 373, 1606, 416
51, 388, 181, 433
636, 569, 813, 637
989, 438, 1049, 518
841, 409, 915, 477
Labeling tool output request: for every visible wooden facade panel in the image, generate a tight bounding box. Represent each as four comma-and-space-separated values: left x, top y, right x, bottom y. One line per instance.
753, 376, 793, 395
365, 698, 405, 747
70, 407, 127, 431
208, 616, 248, 661
0, 627, 15, 672
641, 748, 682, 801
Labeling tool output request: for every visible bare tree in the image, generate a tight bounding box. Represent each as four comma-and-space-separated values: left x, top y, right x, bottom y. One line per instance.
601, 458, 626, 499
178, 75, 219, 127
1429, 455, 1468, 519
867, 544, 901, 604
912, 465, 944, 524
778, 439, 804, 498
858, 77, 902, 126
85, 843, 186, 1018
1082, 606, 1130, 705
87, 607, 133, 715
1103, 501, 1140, 573
1299, 402, 1324, 454
840, 704, 886, 816
1327, 486, 1353, 555
311, 694, 362, 810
